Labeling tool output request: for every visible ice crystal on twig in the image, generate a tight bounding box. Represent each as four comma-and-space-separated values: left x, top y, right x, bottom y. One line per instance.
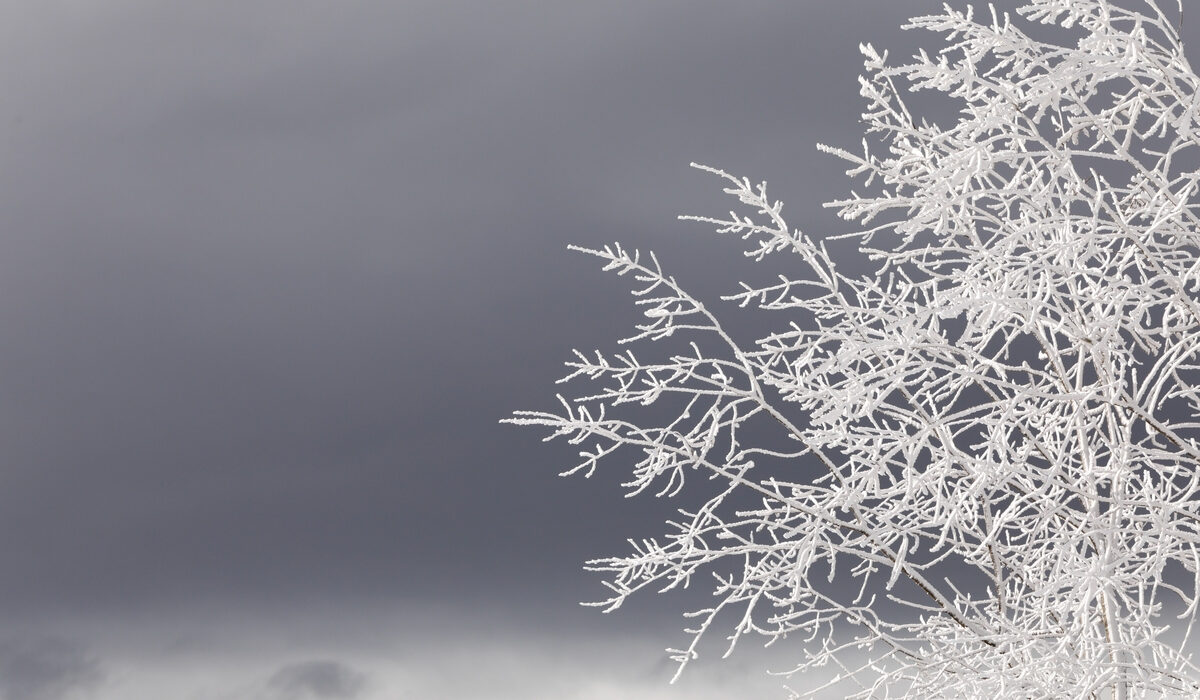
507, 1, 1200, 696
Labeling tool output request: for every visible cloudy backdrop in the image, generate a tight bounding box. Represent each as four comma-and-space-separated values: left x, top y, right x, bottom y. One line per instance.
4, 1, 1191, 699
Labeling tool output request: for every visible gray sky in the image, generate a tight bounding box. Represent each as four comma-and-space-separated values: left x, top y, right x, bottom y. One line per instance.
3, 1, 1175, 698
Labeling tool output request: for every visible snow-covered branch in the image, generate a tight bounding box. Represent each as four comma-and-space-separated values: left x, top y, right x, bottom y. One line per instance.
506, 1, 1200, 696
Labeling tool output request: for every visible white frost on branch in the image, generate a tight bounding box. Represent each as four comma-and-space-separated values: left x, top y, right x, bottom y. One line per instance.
506, 0, 1200, 697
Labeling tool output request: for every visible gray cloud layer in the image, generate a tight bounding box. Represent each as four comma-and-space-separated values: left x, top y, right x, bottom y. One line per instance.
0, 0, 943, 618
267, 660, 367, 700
3, 0, 1162, 697
0, 637, 102, 700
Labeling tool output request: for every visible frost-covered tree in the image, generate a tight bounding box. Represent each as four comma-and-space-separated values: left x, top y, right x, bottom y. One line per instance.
505, 0, 1200, 697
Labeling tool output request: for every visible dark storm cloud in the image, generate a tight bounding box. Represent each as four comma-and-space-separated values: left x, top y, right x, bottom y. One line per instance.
3, 1, 1135, 689
266, 660, 367, 700
0, 637, 102, 700
4, 0, 1187, 697
0, 0, 953, 616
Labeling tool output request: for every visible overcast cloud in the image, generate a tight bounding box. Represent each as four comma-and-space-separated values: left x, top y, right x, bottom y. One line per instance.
2, 1, 1176, 697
